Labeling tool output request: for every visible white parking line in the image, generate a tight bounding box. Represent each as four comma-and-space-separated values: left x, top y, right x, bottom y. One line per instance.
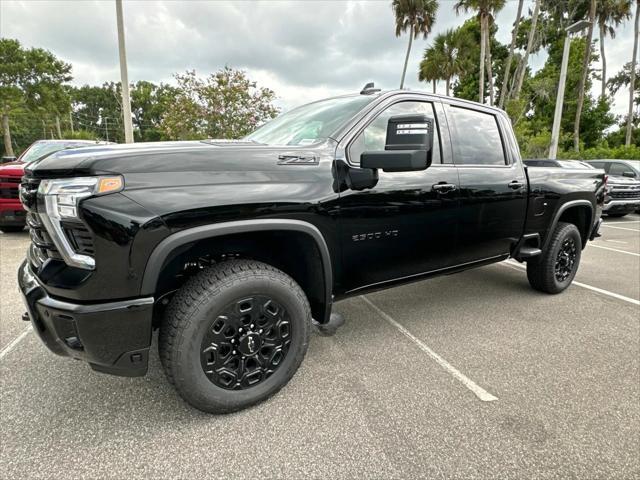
503, 261, 640, 306
0, 325, 32, 361
605, 239, 628, 244
590, 244, 640, 257
361, 296, 499, 403
601, 224, 640, 232
606, 220, 640, 224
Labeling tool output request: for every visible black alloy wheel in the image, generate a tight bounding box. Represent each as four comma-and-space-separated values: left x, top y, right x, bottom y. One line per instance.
554, 237, 577, 282
200, 295, 292, 390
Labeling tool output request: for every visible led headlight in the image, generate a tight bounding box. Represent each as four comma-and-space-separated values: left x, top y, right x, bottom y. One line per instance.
37, 176, 124, 270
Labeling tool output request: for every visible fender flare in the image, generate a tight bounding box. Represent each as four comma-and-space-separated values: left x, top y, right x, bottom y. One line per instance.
544, 199, 594, 251
140, 219, 333, 322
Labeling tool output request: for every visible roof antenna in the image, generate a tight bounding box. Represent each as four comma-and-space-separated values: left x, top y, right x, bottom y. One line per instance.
360, 82, 381, 95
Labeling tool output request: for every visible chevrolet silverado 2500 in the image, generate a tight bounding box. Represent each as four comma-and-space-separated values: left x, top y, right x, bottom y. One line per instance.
19, 88, 605, 413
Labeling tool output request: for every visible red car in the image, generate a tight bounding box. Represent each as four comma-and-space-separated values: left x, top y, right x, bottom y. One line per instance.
0, 140, 109, 233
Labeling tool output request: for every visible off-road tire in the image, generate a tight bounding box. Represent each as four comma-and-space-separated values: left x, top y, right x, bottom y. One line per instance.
526, 221, 582, 294
159, 259, 311, 413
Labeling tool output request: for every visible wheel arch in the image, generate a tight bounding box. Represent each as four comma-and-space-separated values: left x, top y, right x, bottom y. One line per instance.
545, 200, 594, 251
141, 219, 333, 324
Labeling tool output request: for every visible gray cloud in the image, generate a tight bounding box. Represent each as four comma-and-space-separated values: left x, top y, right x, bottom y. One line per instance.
1, 0, 635, 115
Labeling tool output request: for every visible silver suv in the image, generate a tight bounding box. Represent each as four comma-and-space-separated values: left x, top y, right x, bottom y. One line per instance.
588, 160, 640, 217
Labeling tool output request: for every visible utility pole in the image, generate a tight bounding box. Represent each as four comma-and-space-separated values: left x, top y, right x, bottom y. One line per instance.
105, 117, 110, 142
548, 20, 591, 159
116, 0, 134, 143
69, 111, 74, 134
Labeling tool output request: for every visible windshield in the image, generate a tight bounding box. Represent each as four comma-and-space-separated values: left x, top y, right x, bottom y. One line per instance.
246, 95, 376, 146
19, 141, 92, 164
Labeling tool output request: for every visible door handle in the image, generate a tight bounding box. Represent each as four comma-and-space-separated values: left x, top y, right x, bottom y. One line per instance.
508, 180, 525, 190
432, 183, 457, 193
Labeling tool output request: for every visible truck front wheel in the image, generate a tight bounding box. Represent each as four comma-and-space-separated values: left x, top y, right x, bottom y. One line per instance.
159, 259, 311, 413
526, 222, 582, 294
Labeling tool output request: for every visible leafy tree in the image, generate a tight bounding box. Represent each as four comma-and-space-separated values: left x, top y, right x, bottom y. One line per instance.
130, 81, 179, 142
160, 68, 278, 140
454, 0, 506, 105
70, 82, 124, 142
392, 0, 439, 90
0, 39, 72, 156
597, 0, 632, 98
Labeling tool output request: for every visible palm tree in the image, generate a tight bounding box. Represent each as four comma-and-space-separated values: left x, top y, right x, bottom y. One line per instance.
512, 0, 541, 101
420, 29, 473, 96
418, 50, 440, 93
627, 0, 639, 146
597, 0, 633, 98
573, 0, 597, 152
392, 0, 439, 90
498, 0, 524, 108
454, 0, 506, 105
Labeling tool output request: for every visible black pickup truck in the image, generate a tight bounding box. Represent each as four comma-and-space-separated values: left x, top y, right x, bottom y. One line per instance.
18, 88, 605, 413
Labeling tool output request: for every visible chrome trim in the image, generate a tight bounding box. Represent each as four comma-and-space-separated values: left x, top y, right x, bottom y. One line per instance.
39, 194, 95, 270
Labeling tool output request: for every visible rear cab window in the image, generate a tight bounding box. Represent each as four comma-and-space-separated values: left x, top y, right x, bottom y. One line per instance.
446, 106, 507, 166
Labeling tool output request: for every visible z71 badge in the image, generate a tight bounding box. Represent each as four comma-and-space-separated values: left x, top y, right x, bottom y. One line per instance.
352, 230, 399, 242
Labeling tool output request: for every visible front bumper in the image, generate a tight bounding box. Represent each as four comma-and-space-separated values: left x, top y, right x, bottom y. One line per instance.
0, 201, 26, 226
603, 199, 640, 214
18, 260, 154, 377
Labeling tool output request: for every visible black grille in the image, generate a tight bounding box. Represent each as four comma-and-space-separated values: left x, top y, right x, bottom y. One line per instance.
21, 176, 95, 270
0, 176, 20, 199
610, 190, 640, 199
65, 224, 95, 256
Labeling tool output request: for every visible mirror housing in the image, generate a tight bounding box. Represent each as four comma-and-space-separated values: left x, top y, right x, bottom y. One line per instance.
360, 114, 434, 172
622, 171, 636, 178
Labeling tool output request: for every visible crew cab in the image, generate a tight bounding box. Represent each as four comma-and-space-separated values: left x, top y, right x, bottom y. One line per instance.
18, 88, 605, 413
0, 139, 109, 232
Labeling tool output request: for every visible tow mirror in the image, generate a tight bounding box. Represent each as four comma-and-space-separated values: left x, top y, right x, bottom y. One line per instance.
622, 171, 636, 178
360, 115, 434, 172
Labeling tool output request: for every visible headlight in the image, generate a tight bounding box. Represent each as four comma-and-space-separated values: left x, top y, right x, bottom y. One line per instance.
37, 176, 123, 270
39, 176, 123, 220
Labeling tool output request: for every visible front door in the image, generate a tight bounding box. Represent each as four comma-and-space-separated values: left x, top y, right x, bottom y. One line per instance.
337, 99, 461, 294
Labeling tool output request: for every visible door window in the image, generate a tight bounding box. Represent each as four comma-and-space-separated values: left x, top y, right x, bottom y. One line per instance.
447, 106, 506, 166
609, 162, 637, 177
348, 101, 441, 165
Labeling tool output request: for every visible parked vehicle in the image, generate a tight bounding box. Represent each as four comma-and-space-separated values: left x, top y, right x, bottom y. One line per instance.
18, 88, 605, 413
0, 140, 109, 232
588, 160, 640, 217
524, 159, 595, 169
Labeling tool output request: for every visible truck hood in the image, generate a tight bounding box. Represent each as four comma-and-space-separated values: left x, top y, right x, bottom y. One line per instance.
0, 161, 25, 177
25, 140, 332, 178
607, 174, 640, 186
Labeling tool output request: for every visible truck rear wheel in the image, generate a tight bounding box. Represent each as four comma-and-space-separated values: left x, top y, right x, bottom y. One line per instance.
159, 259, 311, 413
526, 221, 582, 294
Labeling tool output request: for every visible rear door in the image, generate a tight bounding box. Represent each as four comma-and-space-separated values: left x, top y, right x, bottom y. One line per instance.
336, 97, 461, 293
445, 102, 527, 263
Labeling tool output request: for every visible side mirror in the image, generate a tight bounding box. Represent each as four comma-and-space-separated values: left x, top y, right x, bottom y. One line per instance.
360, 115, 434, 172
622, 171, 636, 178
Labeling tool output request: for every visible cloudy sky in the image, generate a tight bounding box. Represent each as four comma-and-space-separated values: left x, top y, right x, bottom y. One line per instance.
1, 0, 636, 116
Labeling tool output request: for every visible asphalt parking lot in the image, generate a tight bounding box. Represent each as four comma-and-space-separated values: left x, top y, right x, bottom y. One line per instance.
1, 215, 639, 479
